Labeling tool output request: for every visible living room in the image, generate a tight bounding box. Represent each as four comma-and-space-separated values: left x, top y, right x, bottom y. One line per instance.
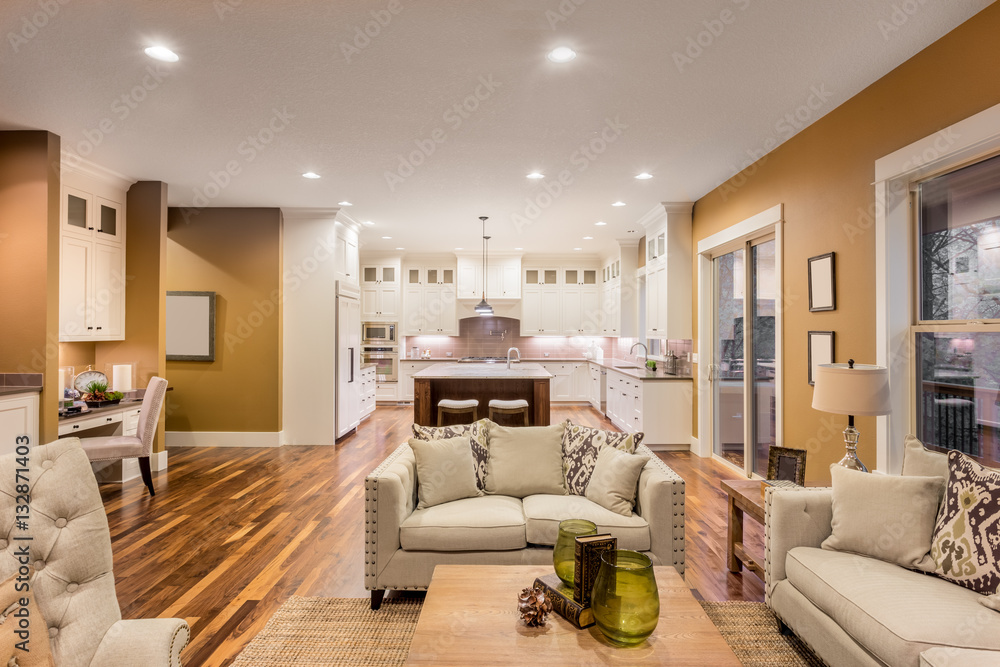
1, 2, 1000, 666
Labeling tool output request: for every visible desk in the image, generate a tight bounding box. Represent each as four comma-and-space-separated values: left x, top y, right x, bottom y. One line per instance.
59, 401, 143, 437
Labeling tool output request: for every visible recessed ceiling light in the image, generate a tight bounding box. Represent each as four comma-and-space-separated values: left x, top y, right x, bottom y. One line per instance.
595, 221, 607, 226
635, 172, 653, 180
514, 247, 524, 250
526, 172, 544, 179
381, 236, 392, 240
338, 201, 353, 206
547, 47, 576, 63
396, 247, 405, 250
363, 221, 375, 226
573, 247, 583, 251
612, 201, 626, 207
454, 247, 463, 250
302, 172, 320, 179
144, 46, 179, 62
583, 236, 593, 240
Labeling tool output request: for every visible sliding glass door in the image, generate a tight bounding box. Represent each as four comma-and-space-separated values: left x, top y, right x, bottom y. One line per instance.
712, 237, 777, 476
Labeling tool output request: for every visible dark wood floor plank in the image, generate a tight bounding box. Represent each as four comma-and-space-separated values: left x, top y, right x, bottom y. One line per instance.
100, 404, 764, 665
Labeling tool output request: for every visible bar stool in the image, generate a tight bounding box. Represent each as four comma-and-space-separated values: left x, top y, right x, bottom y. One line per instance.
488, 399, 529, 426
437, 398, 479, 426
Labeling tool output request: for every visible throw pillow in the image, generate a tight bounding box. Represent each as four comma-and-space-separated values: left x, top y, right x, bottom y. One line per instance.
562, 420, 644, 495
929, 451, 1000, 594
407, 436, 482, 509
981, 592, 1000, 613
485, 422, 566, 497
821, 464, 945, 570
0, 573, 55, 666
584, 446, 650, 516
412, 419, 490, 491
901, 434, 949, 479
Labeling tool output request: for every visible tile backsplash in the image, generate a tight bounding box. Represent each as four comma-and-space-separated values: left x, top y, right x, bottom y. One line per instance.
403, 316, 691, 372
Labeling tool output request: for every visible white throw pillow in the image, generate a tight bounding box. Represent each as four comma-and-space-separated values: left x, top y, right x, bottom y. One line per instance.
821, 464, 945, 570
408, 436, 482, 509
900, 434, 949, 479
584, 446, 649, 516
485, 422, 566, 497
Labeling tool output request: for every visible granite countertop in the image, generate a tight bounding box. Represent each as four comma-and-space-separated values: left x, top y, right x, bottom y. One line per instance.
412, 362, 554, 380
400, 357, 692, 381
0, 373, 43, 396
59, 399, 143, 420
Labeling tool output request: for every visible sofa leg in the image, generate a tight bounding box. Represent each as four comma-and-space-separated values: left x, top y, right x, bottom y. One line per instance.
370, 589, 386, 610
778, 620, 794, 636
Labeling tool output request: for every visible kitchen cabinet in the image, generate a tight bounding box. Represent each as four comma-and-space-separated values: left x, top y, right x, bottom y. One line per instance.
561, 287, 601, 335
360, 366, 376, 418
587, 362, 606, 411
600, 279, 622, 336
521, 287, 561, 334
605, 368, 692, 446
361, 262, 400, 321
0, 393, 39, 455
641, 204, 693, 340
598, 241, 641, 339
538, 362, 589, 402
456, 255, 520, 300
399, 360, 438, 401
59, 183, 126, 342
402, 265, 457, 335
335, 225, 359, 285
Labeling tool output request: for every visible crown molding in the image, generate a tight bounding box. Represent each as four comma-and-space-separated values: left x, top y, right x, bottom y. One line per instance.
280, 207, 342, 220
60, 152, 134, 191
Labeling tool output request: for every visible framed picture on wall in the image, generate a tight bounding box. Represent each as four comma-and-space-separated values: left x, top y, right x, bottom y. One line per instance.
808, 252, 836, 312
807, 330, 834, 385
166, 291, 216, 361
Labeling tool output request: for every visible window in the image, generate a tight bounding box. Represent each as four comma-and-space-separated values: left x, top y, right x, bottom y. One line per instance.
915, 153, 1000, 467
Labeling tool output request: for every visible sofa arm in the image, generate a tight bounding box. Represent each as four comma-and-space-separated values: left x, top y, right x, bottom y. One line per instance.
763, 486, 833, 603
634, 445, 685, 576
90, 618, 189, 667
364, 443, 417, 592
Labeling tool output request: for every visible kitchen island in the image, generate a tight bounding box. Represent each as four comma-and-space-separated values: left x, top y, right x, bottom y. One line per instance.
412, 363, 553, 427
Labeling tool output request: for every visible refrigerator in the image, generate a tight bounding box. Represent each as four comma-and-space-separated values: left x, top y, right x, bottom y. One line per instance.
336, 281, 362, 438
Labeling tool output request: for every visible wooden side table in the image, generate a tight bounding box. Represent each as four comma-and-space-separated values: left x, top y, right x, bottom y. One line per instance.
720, 479, 767, 580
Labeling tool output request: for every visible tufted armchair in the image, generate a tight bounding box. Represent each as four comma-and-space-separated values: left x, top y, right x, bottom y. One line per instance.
0, 437, 188, 666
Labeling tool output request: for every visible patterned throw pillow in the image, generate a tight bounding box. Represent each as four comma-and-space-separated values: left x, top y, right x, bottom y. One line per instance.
412, 419, 491, 491
561, 420, 644, 496
930, 451, 1000, 594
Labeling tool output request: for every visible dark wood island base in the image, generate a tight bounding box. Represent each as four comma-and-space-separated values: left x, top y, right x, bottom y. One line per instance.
413, 377, 551, 427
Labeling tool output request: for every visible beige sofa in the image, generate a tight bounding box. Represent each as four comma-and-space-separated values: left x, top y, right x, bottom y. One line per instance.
364, 432, 685, 609
764, 441, 1000, 666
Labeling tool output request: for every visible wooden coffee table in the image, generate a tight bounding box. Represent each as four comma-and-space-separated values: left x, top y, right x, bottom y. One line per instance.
403, 565, 740, 666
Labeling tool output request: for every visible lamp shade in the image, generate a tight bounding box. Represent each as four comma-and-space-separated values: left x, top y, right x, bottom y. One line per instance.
812, 363, 891, 416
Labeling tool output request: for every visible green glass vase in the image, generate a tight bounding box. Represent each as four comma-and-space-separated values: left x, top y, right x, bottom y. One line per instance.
591, 550, 660, 645
553, 519, 597, 587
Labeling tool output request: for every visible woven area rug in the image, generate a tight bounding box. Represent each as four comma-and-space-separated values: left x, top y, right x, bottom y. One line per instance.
232, 596, 823, 666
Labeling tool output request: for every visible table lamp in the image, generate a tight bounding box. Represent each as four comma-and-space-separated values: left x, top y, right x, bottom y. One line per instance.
811, 359, 891, 473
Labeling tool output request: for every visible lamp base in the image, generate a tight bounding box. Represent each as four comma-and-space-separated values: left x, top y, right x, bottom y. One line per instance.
837, 424, 869, 473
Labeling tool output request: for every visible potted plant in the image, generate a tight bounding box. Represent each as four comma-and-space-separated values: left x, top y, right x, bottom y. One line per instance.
82, 381, 124, 408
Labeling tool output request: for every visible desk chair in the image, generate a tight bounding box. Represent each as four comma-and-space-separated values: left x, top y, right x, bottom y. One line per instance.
79, 376, 167, 496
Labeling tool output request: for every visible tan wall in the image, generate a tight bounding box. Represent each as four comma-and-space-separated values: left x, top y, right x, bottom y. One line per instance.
96, 182, 168, 451
0, 131, 61, 442
165, 208, 282, 433
690, 5, 1000, 482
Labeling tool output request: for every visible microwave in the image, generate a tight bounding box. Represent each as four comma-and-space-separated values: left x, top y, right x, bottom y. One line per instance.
362, 322, 396, 343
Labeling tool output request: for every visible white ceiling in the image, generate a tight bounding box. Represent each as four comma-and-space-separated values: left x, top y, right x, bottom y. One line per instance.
0, 1, 991, 254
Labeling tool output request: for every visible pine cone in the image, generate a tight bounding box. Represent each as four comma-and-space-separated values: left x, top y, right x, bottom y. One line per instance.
517, 583, 553, 627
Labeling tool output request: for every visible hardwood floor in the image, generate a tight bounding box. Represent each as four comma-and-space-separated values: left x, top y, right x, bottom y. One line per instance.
102, 405, 764, 666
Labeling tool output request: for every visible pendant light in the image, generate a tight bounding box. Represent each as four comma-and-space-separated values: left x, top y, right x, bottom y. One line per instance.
474, 216, 494, 316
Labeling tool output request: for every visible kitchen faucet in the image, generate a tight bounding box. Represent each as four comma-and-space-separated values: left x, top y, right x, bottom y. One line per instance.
507, 347, 521, 369
630, 342, 648, 366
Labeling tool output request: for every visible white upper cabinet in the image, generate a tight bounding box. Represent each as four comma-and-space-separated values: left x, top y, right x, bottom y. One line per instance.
59, 177, 127, 342
335, 225, 359, 285
641, 203, 693, 340
456, 255, 520, 300
401, 264, 457, 335
361, 261, 400, 321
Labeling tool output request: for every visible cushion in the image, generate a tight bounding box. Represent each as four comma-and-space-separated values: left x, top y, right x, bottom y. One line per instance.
407, 437, 481, 509
981, 593, 1000, 613
399, 495, 526, 551
920, 647, 1000, 667
785, 547, 1000, 663
485, 422, 566, 497
930, 451, 1000, 594
584, 446, 649, 516
412, 419, 491, 491
821, 464, 944, 569
902, 434, 949, 479
0, 573, 55, 666
561, 420, 643, 495
521, 494, 650, 551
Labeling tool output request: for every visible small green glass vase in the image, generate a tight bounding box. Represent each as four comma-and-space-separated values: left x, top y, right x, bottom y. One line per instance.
591, 549, 660, 645
553, 519, 597, 587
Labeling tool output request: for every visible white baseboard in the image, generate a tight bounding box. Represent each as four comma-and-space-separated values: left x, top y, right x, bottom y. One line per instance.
166, 431, 283, 448
690, 435, 704, 456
